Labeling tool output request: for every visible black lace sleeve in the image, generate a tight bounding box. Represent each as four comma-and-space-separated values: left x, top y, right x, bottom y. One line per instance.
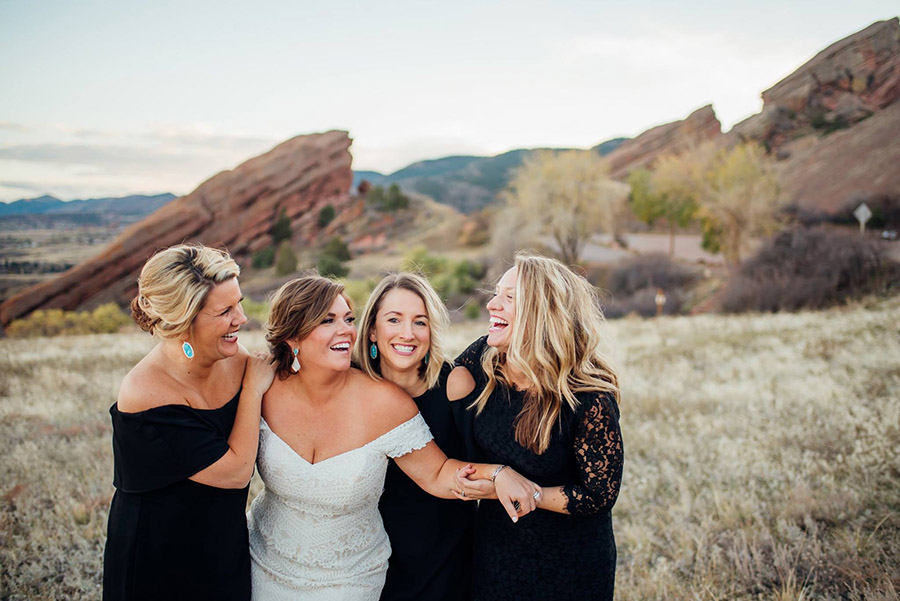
453, 336, 490, 391
561, 392, 623, 516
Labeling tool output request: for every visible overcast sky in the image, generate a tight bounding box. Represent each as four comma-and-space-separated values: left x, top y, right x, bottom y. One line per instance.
0, 1, 896, 202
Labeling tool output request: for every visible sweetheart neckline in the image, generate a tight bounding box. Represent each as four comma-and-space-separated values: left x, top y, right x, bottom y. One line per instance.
259, 414, 422, 466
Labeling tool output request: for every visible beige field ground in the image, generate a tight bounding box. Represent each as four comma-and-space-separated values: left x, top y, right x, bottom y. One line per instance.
1, 299, 898, 599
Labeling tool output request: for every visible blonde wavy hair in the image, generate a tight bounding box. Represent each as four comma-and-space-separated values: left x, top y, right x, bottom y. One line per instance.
353, 272, 449, 390
130, 244, 240, 340
266, 273, 350, 380
473, 252, 619, 453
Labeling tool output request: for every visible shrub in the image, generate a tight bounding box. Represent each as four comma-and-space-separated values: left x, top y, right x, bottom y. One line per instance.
401, 247, 485, 302
366, 184, 410, 212
721, 228, 900, 312
316, 253, 349, 278
251, 246, 276, 269
317, 204, 336, 228
341, 277, 378, 312
241, 298, 269, 324
606, 254, 699, 298
274, 240, 298, 276
7, 303, 132, 338
270, 209, 292, 244
463, 300, 482, 320
601, 254, 700, 318
322, 237, 351, 262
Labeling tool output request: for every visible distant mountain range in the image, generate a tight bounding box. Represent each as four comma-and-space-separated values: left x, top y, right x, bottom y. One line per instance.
353, 137, 628, 213
0, 193, 177, 217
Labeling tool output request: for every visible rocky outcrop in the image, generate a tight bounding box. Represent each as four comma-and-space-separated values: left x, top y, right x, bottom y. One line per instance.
731, 18, 900, 150
777, 100, 900, 213
0, 131, 353, 326
605, 105, 723, 179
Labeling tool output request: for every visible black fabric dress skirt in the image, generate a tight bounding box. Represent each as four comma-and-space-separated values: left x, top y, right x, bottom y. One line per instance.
378, 362, 477, 601
102, 392, 251, 601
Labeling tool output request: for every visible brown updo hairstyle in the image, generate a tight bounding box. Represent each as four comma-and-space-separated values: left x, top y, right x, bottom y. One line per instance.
131, 244, 240, 339
266, 273, 351, 380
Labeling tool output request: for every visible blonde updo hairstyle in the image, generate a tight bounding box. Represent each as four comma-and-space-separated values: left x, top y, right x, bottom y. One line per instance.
353, 272, 450, 390
266, 273, 351, 380
473, 252, 619, 454
131, 244, 240, 339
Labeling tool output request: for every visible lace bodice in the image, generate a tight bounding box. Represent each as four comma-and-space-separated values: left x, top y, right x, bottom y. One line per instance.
247, 414, 433, 601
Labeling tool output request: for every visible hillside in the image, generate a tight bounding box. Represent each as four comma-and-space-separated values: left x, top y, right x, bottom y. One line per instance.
354, 138, 628, 213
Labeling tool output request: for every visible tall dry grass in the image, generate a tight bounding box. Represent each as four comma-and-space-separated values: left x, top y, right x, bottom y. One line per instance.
1, 299, 898, 599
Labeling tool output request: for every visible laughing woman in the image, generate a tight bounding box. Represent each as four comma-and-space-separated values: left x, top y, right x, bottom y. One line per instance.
355, 273, 477, 601
453, 252, 624, 601
103, 245, 275, 601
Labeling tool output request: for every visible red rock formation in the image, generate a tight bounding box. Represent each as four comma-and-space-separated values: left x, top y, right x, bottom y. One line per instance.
605, 105, 723, 179
777, 100, 900, 214
0, 131, 353, 326
731, 18, 900, 150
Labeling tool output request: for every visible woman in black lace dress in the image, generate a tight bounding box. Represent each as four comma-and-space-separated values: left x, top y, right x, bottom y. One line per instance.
453, 252, 624, 601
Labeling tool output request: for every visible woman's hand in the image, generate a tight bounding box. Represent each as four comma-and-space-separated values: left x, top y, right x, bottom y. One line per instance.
243, 352, 276, 398
456, 466, 543, 522
453, 466, 495, 500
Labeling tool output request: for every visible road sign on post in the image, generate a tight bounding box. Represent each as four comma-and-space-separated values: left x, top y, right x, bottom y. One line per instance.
854, 202, 872, 233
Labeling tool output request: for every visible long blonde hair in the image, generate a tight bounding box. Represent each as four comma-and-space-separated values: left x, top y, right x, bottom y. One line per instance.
130, 244, 240, 339
353, 272, 449, 390
473, 252, 619, 453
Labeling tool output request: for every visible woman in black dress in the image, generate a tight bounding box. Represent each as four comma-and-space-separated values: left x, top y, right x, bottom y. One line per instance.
103, 244, 275, 601
453, 252, 624, 601
354, 272, 481, 601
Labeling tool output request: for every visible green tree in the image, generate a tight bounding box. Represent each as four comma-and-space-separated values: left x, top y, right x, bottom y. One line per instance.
629, 162, 700, 257
317, 204, 336, 228
317, 254, 349, 278
274, 240, 298, 276
252, 246, 275, 269
366, 184, 410, 212
270, 209, 292, 244
503, 150, 630, 265
323, 237, 351, 262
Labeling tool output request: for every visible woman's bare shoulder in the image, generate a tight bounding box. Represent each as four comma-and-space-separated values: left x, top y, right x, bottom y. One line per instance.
447, 365, 476, 402
348, 369, 418, 431
116, 356, 185, 413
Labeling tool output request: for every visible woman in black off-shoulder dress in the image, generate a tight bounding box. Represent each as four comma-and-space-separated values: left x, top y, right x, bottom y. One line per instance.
103, 245, 274, 601
453, 253, 624, 601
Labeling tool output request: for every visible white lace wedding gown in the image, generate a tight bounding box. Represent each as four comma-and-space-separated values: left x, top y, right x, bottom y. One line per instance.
247, 414, 433, 601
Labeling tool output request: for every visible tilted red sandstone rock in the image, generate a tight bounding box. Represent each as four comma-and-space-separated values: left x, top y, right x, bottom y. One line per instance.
0, 131, 353, 326
605, 105, 723, 179
731, 18, 900, 151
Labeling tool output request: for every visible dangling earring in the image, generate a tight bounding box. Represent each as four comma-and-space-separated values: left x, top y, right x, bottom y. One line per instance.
370, 342, 378, 360
423, 351, 429, 366
291, 348, 301, 373
182, 341, 194, 359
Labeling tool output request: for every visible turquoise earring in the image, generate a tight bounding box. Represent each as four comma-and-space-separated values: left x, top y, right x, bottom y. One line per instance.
182, 341, 194, 359
423, 352, 429, 366
370, 342, 378, 360
291, 348, 300, 373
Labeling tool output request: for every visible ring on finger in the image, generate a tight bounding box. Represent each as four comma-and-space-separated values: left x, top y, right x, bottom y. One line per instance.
532, 491, 541, 500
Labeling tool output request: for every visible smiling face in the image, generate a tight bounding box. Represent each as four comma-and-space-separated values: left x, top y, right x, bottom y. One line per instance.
371, 288, 431, 377
485, 266, 517, 351
293, 293, 357, 373
189, 277, 247, 362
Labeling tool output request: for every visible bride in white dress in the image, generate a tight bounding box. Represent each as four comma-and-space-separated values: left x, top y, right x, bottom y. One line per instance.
247, 275, 542, 601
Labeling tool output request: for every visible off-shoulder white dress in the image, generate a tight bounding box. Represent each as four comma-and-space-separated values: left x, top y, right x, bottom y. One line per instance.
247, 414, 433, 601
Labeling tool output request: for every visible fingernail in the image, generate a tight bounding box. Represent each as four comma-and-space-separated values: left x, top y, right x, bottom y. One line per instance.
512, 516, 518, 523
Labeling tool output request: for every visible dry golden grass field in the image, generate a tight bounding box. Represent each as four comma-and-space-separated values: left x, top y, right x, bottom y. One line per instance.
1, 299, 899, 600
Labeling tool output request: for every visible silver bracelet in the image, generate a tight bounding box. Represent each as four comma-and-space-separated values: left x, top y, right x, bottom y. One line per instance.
491, 464, 508, 482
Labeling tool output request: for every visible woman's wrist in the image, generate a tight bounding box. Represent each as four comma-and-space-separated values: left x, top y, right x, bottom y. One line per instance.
491, 464, 509, 482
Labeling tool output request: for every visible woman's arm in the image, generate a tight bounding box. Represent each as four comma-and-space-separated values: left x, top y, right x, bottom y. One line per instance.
537, 393, 623, 515
189, 352, 275, 489
393, 443, 542, 522
457, 392, 623, 515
